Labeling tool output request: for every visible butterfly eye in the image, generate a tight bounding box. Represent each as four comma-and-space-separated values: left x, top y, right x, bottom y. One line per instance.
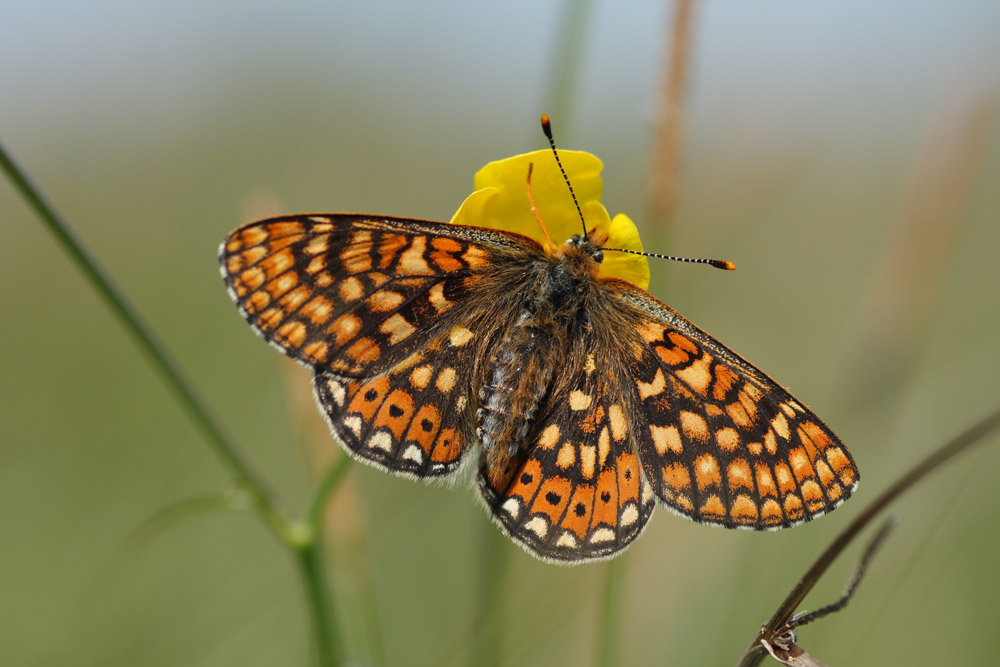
592, 249, 604, 264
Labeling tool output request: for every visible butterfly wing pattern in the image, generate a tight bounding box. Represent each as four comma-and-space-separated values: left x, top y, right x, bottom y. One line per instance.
615, 287, 857, 530
220, 213, 858, 563
221, 214, 537, 476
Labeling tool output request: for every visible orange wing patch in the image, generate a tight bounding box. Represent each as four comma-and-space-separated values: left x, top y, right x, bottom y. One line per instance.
478, 371, 655, 562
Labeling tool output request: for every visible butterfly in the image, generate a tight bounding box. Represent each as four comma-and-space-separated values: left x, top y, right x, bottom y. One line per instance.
219, 128, 858, 564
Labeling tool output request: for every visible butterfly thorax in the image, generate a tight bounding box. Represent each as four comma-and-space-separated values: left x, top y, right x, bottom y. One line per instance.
477, 234, 604, 484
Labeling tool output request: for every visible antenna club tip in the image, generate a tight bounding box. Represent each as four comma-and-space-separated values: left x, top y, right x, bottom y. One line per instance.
540, 114, 553, 137
714, 260, 736, 271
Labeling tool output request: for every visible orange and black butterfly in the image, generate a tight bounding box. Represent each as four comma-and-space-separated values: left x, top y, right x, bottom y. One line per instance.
219, 120, 858, 563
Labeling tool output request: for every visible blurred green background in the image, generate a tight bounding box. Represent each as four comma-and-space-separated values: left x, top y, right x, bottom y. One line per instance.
3, 2, 1000, 665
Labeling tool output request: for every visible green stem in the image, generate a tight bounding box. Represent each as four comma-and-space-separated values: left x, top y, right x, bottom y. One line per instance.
595, 555, 625, 667
299, 455, 354, 666
295, 526, 345, 667
736, 404, 1000, 667
1, 140, 345, 662
543, 0, 596, 138
0, 141, 291, 538
471, 521, 509, 667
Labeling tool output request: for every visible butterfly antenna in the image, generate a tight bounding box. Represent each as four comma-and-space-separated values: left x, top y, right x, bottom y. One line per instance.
541, 114, 588, 238
542, 113, 733, 271
604, 246, 736, 271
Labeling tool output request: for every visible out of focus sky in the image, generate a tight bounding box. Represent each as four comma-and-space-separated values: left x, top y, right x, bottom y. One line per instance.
2, 2, 999, 666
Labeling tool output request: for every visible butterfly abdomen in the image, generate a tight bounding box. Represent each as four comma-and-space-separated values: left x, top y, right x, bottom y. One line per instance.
477, 310, 556, 476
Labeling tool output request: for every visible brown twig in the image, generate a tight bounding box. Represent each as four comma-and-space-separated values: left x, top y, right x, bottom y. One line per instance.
759, 519, 895, 666
844, 96, 992, 410
736, 404, 1000, 666
786, 519, 895, 631
647, 0, 698, 230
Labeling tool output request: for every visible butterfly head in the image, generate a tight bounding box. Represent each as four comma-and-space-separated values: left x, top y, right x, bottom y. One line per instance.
563, 226, 609, 266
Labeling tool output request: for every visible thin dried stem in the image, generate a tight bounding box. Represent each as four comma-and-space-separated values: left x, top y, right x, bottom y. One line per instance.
736, 405, 1000, 666
844, 96, 992, 409
788, 519, 895, 630
647, 0, 698, 229
759, 520, 894, 667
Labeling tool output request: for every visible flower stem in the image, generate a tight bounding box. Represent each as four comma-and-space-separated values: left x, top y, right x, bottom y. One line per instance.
300, 455, 354, 666
0, 141, 291, 536
595, 555, 626, 667
294, 524, 345, 667
543, 0, 596, 138
471, 521, 510, 667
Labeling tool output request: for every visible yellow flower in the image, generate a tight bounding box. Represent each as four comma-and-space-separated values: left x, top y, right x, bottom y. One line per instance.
449, 149, 651, 290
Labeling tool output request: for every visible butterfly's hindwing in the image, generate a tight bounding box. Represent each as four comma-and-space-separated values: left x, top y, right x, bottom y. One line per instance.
312, 327, 478, 478
478, 359, 656, 562
612, 287, 859, 529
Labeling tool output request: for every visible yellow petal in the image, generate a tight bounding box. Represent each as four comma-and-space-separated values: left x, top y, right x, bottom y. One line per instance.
453, 150, 601, 241
449, 187, 499, 228
449, 149, 650, 289
598, 213, 650, 290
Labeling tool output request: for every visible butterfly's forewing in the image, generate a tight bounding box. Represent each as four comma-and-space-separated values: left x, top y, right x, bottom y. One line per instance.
221, 214, 539, 476
220, 214, 535, 377
478, 353, 656, 562
611, 286, 859, 529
